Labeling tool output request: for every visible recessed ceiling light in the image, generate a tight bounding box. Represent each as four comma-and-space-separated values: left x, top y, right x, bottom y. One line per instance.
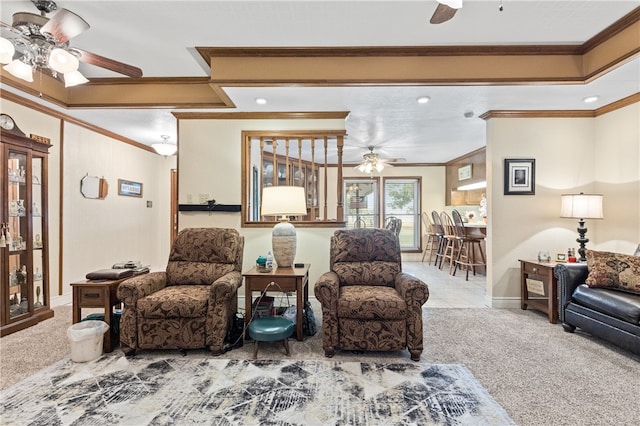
583, 95, 599, 104
255, 97, 267, 105
417, 96, 430, 104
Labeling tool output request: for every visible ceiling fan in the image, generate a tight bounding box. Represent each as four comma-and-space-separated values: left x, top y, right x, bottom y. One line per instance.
355, 146, 405, 174
430, 0, 463, 24
0, 0, 142, 87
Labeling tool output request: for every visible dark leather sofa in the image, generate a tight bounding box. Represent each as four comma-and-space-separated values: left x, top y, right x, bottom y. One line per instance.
555, 263, 640, 355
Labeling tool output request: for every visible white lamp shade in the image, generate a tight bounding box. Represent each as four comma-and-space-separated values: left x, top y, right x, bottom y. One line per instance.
152, 143, 177, 156
438, 0, 463, 9
63, 70, 89, 87
261, 186, 307, 268
560, 194, 604, 219
261, 186, 307, 218
49, 48, 79, 73
0, 37, 15, 64
4, 59, 33, 82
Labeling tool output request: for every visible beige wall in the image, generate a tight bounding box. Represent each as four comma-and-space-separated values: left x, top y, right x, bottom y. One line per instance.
593, 104, 640, 252
178, 118, 346, 291
486, 103, 640, 307
1, 99, 175, 301
62, 123, 176, 286
178, 118, 446, 290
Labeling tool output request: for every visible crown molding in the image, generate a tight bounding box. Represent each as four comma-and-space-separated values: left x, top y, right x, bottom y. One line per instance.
479, 92, 639, 120
172, 111, 349, 120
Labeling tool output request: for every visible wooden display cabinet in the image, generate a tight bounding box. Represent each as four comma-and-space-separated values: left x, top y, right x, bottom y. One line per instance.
1, 116, 54, 336
262, 156, 319, 221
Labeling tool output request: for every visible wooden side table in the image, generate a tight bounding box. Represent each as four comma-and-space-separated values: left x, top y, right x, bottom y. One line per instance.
519, 260, 559, 323
70, 277, 131, 352
243, 264, 310, 341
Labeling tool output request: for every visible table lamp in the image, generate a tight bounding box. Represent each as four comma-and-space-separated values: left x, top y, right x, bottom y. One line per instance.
560, 193, 604, 262
261, 186, 307, 267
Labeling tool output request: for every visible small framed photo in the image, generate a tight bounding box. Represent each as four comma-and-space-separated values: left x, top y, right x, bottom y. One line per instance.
504, 158, 535, 195
118, 179, 143, 197
555, 253, 567, 263
458, 164, 472, 181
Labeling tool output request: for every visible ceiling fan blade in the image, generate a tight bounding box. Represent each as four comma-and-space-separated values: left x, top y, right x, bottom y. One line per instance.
72, 48, 143, 78
380, 158, 405, 164
430, 3, 458, 24
40, 8, 89, 44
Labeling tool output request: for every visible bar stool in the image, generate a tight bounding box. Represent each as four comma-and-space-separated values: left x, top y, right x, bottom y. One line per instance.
451, 209, 486, 280
421, 211, 439, 263
431, 210, 446, 268
439, 211, 460, 273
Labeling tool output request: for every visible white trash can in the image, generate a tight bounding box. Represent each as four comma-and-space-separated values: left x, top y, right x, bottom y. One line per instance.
67, 320, 110, 362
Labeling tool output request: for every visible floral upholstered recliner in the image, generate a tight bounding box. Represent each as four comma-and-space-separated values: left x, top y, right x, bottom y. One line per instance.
314, 228, 429, 361
117, 227, 244, 355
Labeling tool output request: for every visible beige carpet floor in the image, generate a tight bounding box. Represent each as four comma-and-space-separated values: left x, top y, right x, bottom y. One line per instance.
1, 304, 638, 425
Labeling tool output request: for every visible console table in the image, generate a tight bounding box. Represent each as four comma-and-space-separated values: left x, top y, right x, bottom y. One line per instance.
243, 264, 310, 341
70, 277, 131, 352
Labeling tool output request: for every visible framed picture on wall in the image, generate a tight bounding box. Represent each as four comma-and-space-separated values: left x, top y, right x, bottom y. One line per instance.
118, 179, 143, 197
504, 158, 535, 195
458, 164, 472, 181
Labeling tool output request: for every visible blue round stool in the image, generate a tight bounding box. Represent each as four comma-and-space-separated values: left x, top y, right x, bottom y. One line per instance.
248, 316, 294, 359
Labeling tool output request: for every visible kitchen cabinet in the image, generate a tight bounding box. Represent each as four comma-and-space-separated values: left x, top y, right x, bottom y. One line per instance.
450, 188, 485, 206
445, 148, 486, 206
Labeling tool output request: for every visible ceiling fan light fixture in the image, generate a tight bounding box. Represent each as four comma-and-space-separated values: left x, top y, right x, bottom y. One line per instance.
375, 162, 385, 173
0, 37, 15, 64
63, 70, 89, 87
4, 58, 34, 82
438, 0, 463, 9
49, 48, 79, 73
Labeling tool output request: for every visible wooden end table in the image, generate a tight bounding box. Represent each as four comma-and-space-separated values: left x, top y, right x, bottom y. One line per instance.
243, 264, 310, 341
70, 276, 132, 352
519, 259, 560, 323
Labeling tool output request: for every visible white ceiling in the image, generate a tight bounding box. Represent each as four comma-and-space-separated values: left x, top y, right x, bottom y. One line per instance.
1, 0, 639, 163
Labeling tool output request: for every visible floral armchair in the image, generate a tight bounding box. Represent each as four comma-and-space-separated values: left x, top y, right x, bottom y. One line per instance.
117, 227, 244, 355
314, 228, 429, 361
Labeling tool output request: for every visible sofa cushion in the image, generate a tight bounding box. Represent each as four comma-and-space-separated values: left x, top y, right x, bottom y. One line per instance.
585, 249, 640, 295
337, 285, 406, 320
572, 284, 640, 325
137, 285, 210, 318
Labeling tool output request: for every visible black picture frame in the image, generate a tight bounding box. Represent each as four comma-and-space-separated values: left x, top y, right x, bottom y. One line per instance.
504, 158, 535, 195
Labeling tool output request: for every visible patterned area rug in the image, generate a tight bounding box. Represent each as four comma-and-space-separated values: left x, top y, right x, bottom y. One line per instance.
0, 355, 515, 425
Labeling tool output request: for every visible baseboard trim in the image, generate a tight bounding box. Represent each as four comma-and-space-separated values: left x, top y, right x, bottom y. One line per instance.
489, 296, 521, 309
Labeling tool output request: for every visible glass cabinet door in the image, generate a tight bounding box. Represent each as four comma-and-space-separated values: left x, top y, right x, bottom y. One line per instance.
7, 149, 29, 319
31, 156, 45, 309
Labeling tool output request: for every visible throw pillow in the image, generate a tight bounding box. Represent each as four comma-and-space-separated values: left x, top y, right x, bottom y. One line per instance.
585, 249, 640, 295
